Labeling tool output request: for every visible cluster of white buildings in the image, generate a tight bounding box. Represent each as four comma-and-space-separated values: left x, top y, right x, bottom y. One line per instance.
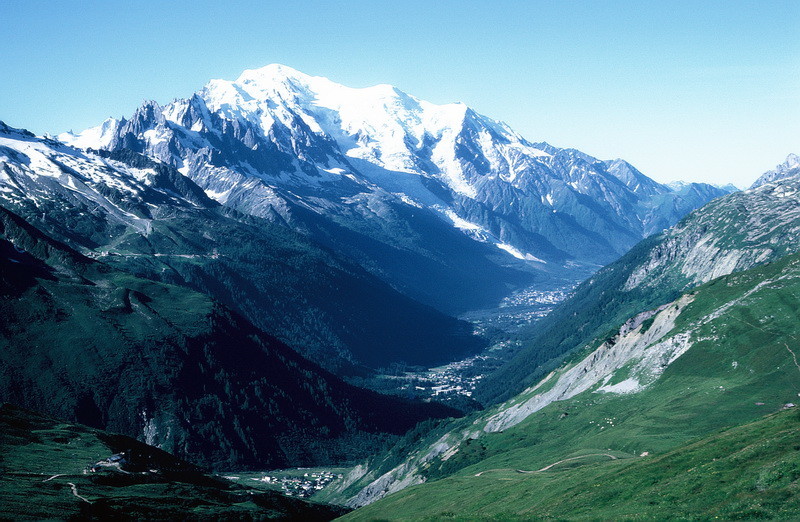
255, 471, 342, 498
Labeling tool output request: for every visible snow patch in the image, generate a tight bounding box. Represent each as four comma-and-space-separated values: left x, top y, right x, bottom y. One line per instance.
496, 243, 546, 263
445, 209, 484, 233
57, 118, 119, 149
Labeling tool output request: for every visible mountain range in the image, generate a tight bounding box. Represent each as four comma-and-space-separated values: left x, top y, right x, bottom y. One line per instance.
4, 65, 733, 385
60, 64, 732, 314
3, 64, 794, 520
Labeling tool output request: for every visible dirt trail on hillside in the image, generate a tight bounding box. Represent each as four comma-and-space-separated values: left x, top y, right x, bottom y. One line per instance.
473, 453, 619, 477
67, 482, 91, 503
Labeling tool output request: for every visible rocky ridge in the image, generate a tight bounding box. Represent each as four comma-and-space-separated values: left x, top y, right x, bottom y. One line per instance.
750, 153, 800, 188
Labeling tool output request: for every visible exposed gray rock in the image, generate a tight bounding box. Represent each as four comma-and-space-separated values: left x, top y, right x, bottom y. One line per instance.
750, 154, 800, 188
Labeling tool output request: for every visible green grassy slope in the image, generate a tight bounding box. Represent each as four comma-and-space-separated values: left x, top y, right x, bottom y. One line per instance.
336, 248, 800, 512
0, 205, 460, 470
0, 403, 347, 521
343, 408, 800, 521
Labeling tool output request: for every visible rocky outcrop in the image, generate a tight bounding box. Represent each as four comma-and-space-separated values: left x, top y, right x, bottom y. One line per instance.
750, 154, 800, 188
623, 180, 800, 292
483, 296, 692, 433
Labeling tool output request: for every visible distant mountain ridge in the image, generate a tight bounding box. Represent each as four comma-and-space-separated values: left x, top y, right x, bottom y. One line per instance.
60, 64, 731, 313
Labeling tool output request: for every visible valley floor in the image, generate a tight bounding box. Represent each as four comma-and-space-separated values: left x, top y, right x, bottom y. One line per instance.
354, 281, 581, 407
460, 281, 580, 334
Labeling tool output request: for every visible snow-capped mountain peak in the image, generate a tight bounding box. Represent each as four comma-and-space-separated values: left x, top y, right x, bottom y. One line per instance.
60, 64, 548, 200
237, 63, 310, 83
57, 65, 731, 275
198, 63, 485, 187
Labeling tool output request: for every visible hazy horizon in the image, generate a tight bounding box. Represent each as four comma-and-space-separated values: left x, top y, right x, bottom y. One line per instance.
2, 0, 797, 187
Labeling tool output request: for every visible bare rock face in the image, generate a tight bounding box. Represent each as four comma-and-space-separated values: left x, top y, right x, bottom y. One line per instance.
623, 179, 800, 293
482, 296, 692, 434
750, 154, 800, 188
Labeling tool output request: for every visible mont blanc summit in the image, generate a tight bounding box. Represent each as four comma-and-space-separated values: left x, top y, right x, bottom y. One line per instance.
60, 64, 731, 313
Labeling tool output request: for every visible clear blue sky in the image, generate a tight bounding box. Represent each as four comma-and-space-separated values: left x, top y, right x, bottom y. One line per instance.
2, 0, 797, 187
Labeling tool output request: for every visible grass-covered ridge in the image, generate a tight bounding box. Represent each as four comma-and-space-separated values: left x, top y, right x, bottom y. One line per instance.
0, 403, 347, 520
343, 408, 800, 520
